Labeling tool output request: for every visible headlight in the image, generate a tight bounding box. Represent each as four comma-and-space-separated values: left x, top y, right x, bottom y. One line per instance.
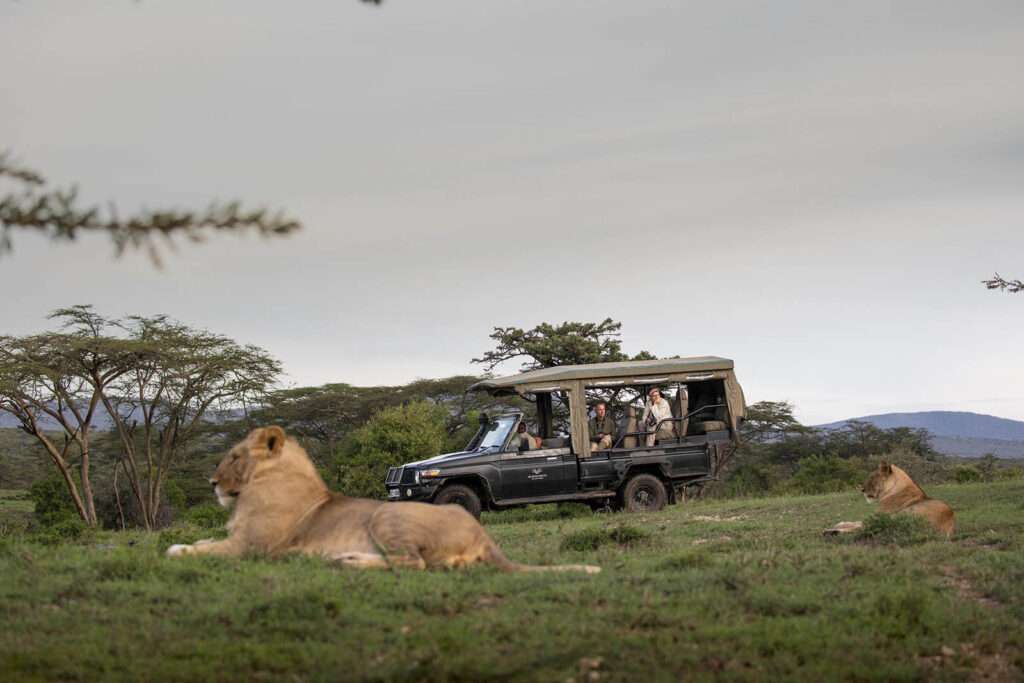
420, 469, 442, 478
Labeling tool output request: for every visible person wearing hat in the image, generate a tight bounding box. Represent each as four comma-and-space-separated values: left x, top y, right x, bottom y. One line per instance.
641, 387, 675, 447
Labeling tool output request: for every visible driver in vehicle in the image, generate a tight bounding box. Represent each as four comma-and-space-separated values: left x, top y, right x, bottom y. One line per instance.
642, 387, 675, 446
589, 401, 616, 451
513, 421, 542, 451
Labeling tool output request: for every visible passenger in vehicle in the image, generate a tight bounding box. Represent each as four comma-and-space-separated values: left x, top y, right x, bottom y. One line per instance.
588, 401, 616, 451
642, 387, 676, 446
513, 421, 542, 451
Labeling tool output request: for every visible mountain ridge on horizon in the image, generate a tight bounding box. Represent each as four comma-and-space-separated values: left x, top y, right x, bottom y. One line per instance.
815, 410, 1024, 459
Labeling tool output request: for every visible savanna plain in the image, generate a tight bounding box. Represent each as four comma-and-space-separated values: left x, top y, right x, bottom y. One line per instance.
1, 481, 1022, 682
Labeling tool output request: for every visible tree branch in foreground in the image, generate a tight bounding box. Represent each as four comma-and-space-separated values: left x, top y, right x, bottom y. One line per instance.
0, 152, 301, 264
982, 273, 1023, 294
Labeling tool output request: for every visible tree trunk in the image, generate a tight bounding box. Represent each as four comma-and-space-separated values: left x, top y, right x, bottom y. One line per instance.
113, 461, 126, 531
78, 442, 98, 526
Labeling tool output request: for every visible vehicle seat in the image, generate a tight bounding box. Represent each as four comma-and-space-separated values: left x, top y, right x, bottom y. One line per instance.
688, 420, 727, 434
674, 388, 689, 437
619, 406, 638, 449
541, 436, 570, 449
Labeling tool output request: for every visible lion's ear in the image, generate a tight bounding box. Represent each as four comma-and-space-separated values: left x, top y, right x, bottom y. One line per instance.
253, 426, 287, 457
879, 461, 892, 474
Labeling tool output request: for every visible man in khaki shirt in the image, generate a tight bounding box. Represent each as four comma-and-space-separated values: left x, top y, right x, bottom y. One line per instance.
588, 401, 616, 451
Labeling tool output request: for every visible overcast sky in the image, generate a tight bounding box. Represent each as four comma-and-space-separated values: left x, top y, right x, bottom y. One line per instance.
3, 1, 1023, 424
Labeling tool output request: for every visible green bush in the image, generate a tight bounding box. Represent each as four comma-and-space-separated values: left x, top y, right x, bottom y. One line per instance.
996, 465, 1024, 481
335, 401, 448, 499
854, 513, 933, 545
715, 463, 776, 498
163, 479, 188, 511
788, 455, 864, 494
30, 517, 92, 546
954, 465, 982, 484
28, 476, 80, 527
182, 503, 230, 529
561, 524, 649, 552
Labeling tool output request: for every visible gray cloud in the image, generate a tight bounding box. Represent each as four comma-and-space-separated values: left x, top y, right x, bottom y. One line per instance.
2, 0, 1023, 424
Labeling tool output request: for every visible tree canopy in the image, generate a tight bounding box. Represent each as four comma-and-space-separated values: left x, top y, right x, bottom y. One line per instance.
473, 318, 655, 373
0, 306, 281, 527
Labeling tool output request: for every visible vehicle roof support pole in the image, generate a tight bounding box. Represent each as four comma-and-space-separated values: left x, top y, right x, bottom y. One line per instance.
568, 381, 590, 459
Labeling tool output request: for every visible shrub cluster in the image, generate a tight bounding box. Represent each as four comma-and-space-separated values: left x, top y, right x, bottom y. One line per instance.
561, 524, 649, 552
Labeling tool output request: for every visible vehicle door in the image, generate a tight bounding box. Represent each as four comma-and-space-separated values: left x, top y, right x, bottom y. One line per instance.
497, 446, 576, 500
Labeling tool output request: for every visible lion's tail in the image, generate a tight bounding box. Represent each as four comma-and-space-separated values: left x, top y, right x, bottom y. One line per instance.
486, 543, 601, 574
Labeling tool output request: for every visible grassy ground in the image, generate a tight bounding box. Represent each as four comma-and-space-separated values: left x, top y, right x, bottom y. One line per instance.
0, 489, 33, 535
0, 481, 1021, 682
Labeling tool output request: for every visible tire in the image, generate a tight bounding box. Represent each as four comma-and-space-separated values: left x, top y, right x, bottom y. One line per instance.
619, 474, 668, 513
433, 483, 483, 519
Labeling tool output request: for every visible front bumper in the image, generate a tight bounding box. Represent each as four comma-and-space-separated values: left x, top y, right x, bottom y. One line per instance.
385, 482, 440, 502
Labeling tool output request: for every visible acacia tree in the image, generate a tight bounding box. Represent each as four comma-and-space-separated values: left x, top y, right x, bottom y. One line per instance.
473, 318, 654, 372
0, 308, 137, 525
0, 306, 280, 529
740, 401, 810, 444
97, 315, 281, 529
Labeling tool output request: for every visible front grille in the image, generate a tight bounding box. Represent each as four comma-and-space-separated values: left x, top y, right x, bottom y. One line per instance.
385, 467, 403, 485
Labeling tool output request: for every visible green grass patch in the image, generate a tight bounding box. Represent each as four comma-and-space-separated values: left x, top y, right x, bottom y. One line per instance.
0, 481, 1020, 682
855, 512, 935, 545
560, 524, 650, 551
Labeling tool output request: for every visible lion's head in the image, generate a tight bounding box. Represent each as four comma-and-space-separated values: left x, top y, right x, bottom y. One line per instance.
861, 461, 894, 503
210, 426, 287, 508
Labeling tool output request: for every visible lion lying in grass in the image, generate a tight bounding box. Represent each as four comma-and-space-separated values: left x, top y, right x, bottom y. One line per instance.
825, 461, 955, 538
166, 426, 599, 573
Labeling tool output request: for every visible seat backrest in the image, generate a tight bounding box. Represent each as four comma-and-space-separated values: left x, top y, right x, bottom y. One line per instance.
675, 388, 689, 436
621, 405, 638, 449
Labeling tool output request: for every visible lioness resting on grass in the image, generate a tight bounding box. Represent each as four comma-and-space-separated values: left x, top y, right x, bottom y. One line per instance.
825, 461, 955, 538
166, 426, 599, 573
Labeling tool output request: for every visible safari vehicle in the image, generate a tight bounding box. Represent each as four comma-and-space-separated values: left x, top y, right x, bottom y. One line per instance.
384, 357, 746, 517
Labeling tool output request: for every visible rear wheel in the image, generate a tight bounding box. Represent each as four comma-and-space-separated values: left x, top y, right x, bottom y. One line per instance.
433, 484, 483, 519
620, 474, 668, 513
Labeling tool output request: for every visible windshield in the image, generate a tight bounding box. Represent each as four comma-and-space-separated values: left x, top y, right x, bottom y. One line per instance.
477, 415, 517, 451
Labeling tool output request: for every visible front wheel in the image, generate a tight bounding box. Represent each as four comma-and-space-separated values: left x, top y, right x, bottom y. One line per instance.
619, 474, 668, 513
433, 484, 482, 519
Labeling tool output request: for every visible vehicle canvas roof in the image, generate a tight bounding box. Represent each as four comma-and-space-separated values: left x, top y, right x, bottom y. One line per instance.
470, 356, 734, 393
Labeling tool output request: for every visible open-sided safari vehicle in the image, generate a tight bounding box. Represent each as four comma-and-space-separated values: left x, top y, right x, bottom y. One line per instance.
384, 357, 746, 517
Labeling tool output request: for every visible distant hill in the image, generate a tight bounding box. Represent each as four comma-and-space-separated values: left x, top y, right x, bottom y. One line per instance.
816, 411, 1024, 459
0, 406, 244, 431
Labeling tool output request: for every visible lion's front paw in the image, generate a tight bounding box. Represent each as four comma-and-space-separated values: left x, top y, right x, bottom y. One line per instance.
166, 544, 192, 557
823, 521, 864, 536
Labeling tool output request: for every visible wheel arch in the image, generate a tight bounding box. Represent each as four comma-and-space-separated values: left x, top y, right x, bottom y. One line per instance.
620, 463, 676, 503
433, 475, 495, 508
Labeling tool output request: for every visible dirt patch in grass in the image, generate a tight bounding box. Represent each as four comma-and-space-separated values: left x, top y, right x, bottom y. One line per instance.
919, 642, 1021, 682
690, 514, 747, 522
940, 566, 1001, 610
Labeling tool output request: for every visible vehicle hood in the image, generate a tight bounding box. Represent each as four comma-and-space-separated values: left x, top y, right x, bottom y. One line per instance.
404, 449, 488, 468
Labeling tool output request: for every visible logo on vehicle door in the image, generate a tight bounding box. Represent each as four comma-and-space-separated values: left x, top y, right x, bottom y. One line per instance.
528, 468, 547, 481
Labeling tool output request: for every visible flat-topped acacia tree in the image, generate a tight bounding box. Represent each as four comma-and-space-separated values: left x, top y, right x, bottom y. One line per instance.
0, 306, 281, 529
